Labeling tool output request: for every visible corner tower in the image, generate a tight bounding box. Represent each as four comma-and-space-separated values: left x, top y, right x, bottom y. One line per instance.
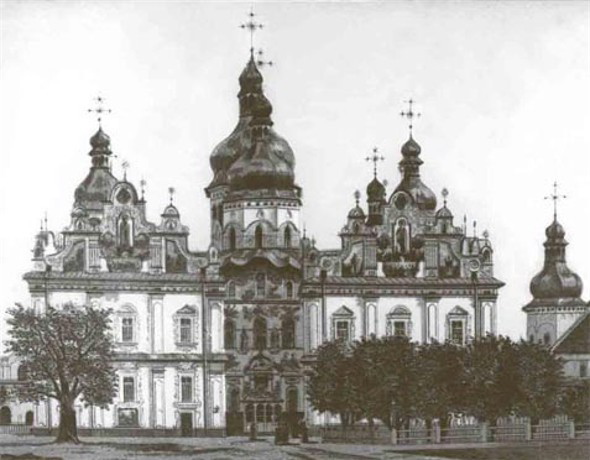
523, 194, 587, 346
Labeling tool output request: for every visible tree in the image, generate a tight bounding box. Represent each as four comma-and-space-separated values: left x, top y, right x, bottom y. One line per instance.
415, 341, 467, 428
513, 340, 563, 422
462, 335, 520, 424
560, 381, 590, 424
6, 303, 117, 443
306, 340, 361, 426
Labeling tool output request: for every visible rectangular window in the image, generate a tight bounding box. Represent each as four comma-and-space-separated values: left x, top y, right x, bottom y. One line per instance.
118, 408, 138, 426
450, 320, 464, 344
121, 317, 134, 342
180, 318, 192, 343
394, 321, 407, 337
335, 320, 350, 342
581, 362, 588, 378
123, 376, 135, 402
181, 376, 193, 403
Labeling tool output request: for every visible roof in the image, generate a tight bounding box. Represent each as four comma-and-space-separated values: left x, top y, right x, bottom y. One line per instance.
303, 275, 504, 288
553, 311, 590, 355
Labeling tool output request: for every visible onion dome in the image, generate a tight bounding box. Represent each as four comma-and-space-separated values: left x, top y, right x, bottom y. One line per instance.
392, 135, 437, 211
367, 177, 386, 202
436, 188, 453, 220
348, 191, 365, 219
530, 219, 583, 299
208, 52, 296, 192
74, 127, 118, 210
162, 204, 180, 217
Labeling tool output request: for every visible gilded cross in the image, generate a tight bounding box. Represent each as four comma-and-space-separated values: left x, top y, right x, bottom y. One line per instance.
400, 98, 421, 135
365, 147, 384, 178
441, 188, 449, 207
87, 95, 112, 125
354, 190, 361, 206
140, 178, 146, 200
168, 186, 176, 204
544, 181, 567, 220
240, 8, 264, 53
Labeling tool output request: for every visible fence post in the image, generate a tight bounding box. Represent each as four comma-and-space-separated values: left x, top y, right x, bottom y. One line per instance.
434, 422, 441, 444
480, 422, 488, 443
568, 421, 575, 439
525, 421, 532, 441
391, 428, 397, 445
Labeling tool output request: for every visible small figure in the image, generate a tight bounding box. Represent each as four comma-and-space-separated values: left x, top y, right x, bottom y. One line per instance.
300, 419, 309, 443
249, 421, 257, 441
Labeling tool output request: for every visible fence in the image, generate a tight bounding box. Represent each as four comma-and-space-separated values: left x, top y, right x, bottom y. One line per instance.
0, 424, 33, 435
320, 418, 582, 446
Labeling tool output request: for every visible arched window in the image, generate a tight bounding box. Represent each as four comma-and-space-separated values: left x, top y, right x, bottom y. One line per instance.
224, 319, 236, 350
118, 215, 133, 248
282, 317, 295, 349
286, 281, 294, 299
254, 316, 267, 350
482, 249, 492, 263
284, 226, 292, 248
17, 364, 28, 381
25, 411, 34, 426
256, 403, 265, 423
256, 273, 265, 298
394, 218, 410, 254
217, 204, 224, 227
255, 225, 263, 249
227, 281, 236, 298
228, 227, 236, 251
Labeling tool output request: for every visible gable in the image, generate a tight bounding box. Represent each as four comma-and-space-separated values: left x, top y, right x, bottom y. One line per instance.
333, 305, 354, 317
554, 312, 590, 355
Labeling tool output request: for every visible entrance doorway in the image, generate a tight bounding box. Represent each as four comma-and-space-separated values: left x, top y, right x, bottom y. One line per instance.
25, 411, 34, 426
180, 412, 193, 437
0, 406, 11, 425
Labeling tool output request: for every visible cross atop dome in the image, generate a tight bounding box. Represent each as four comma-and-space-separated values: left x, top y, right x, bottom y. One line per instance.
400, 98, 421, 136
168, 186, 176, 204
366, 147, 384, 178
87, 95, 112, 127
240, 8, 264, 54
544, 181, 567, 221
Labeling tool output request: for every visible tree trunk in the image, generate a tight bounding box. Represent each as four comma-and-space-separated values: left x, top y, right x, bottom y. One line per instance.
55, 402, 79, 443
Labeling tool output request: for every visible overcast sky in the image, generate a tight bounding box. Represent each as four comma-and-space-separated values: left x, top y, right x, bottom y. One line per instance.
1, 0, 589, 341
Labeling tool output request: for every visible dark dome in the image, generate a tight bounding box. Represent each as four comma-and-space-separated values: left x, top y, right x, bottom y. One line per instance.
530, 265, 583, 299
546, 220, 565, 239
530, 219, 584, 300
348, 204, 366, 219
401, 136, 421, 156
367, 177, 385, 201
436, 206, 453, 219
227, 130, 295, 190
90, 127, 111, 152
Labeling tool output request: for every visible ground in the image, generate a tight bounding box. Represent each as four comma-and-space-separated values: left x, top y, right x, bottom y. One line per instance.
0, 436, 588, 460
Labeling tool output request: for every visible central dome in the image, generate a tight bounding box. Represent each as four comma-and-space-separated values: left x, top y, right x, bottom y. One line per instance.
208, 54, 296, 192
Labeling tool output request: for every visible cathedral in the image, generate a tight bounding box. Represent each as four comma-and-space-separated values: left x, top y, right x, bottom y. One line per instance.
0, 36, 506, 434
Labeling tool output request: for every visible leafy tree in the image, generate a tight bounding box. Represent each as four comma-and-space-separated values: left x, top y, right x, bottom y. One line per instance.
415, 341, 467, 428
461, 335, 521, 424
559, 380, 590, 424
306, 340, 360, 426
6, 303, 117, 443
513, 340, 563, 422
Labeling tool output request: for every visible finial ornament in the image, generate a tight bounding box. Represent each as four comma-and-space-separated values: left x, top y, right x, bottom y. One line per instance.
544, 181, 567, 221
365, 147, 384, 178
121, 160, 129, 181
140, 178, 146, 200
400, 98, 421, 136
354, 190, 361, 205
473, 220, 477, 238
240, 7, 264, 53
168, 186, 176, 204
441, 188, 449, 207
256, 49, 273, 67
87, 95, 112, 126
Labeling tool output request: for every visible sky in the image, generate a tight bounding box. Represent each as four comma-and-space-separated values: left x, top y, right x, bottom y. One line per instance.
0, 0, 589, 341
